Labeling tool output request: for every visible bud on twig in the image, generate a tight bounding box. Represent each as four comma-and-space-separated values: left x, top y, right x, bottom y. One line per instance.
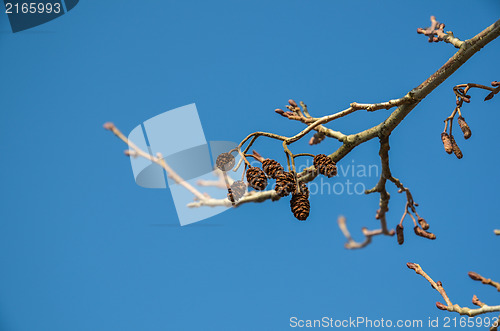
397, 224, 404, 245
103, 122, 115, 130
472, 295, 484, 307
468, 271, 482, 281
441, 133, 453, 154
288, 99, 298, 108
436, 302, 448, 310
484, 91, 495, 101
309, 132, 326, 145
406, 262, 417, 270
457, 116, 471, 139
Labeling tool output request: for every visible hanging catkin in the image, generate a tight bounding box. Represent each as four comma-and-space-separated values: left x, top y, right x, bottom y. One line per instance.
441, 133, 453, 154
457, 116, 471, 139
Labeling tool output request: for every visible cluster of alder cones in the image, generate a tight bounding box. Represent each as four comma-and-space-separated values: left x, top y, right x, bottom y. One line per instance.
441, 115, 471, 159
215, 152, 338, 221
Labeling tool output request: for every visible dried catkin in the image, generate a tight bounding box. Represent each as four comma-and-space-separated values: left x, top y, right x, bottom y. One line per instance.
449, 135, 463, 159
396, 224, 404, 245
414, 226, 436, 240
441, 133, 453, 154
457, 116, 471, 139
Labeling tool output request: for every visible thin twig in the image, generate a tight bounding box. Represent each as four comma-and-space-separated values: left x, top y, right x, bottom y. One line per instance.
104, 122, 207, 201
338, 216, 394, 249
407, 263, 500, 317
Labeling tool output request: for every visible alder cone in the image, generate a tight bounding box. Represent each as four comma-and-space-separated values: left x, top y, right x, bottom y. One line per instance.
216, 153, 235, 171
290, 193, 310, 221
246, 167, 267, 191
275, 172, 296, 197
457, 116, 471, 139
262, 159, 284, 179
440, 133, 453, 154
449, 135, 463, 159
227, 180, 247, 202
313, 154, 337, 177
297, 182, 309, 198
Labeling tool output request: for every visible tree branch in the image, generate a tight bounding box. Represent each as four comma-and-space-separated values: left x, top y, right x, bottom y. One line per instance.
201, 17, 500, 208
407, 263, 500, 318
103, 122, 207, 201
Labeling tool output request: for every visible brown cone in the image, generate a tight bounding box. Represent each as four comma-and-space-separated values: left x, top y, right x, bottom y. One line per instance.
216, 153, 235, 171
246, 167, 267, 191
457, 116, 471, 139
227, 180, 247, 202
297, 182, 309, 198
275, 172, 296, 197
262, 159, 284, 179
290, 193, 310, 221
449, 135, 463, 159
313, 154, 337, 177
441, 133, 453, 154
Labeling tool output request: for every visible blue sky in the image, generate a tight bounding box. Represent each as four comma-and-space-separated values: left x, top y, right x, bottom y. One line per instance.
0, 1, 499, 330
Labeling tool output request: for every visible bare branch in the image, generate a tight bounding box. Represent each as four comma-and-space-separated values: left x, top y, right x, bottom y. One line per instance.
207, 17, 500, 208
103, 122, 207, 201
468, 271, 500, 292
106, 16, 500, 248
407, 263, 500, 317
338, 216, 394, 250
196, 168, 234, 189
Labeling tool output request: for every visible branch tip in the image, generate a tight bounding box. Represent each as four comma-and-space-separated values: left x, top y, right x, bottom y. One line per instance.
103, 122, 115, 130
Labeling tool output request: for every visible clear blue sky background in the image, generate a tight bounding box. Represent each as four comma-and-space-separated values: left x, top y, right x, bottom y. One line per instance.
1, 1, 499, 330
